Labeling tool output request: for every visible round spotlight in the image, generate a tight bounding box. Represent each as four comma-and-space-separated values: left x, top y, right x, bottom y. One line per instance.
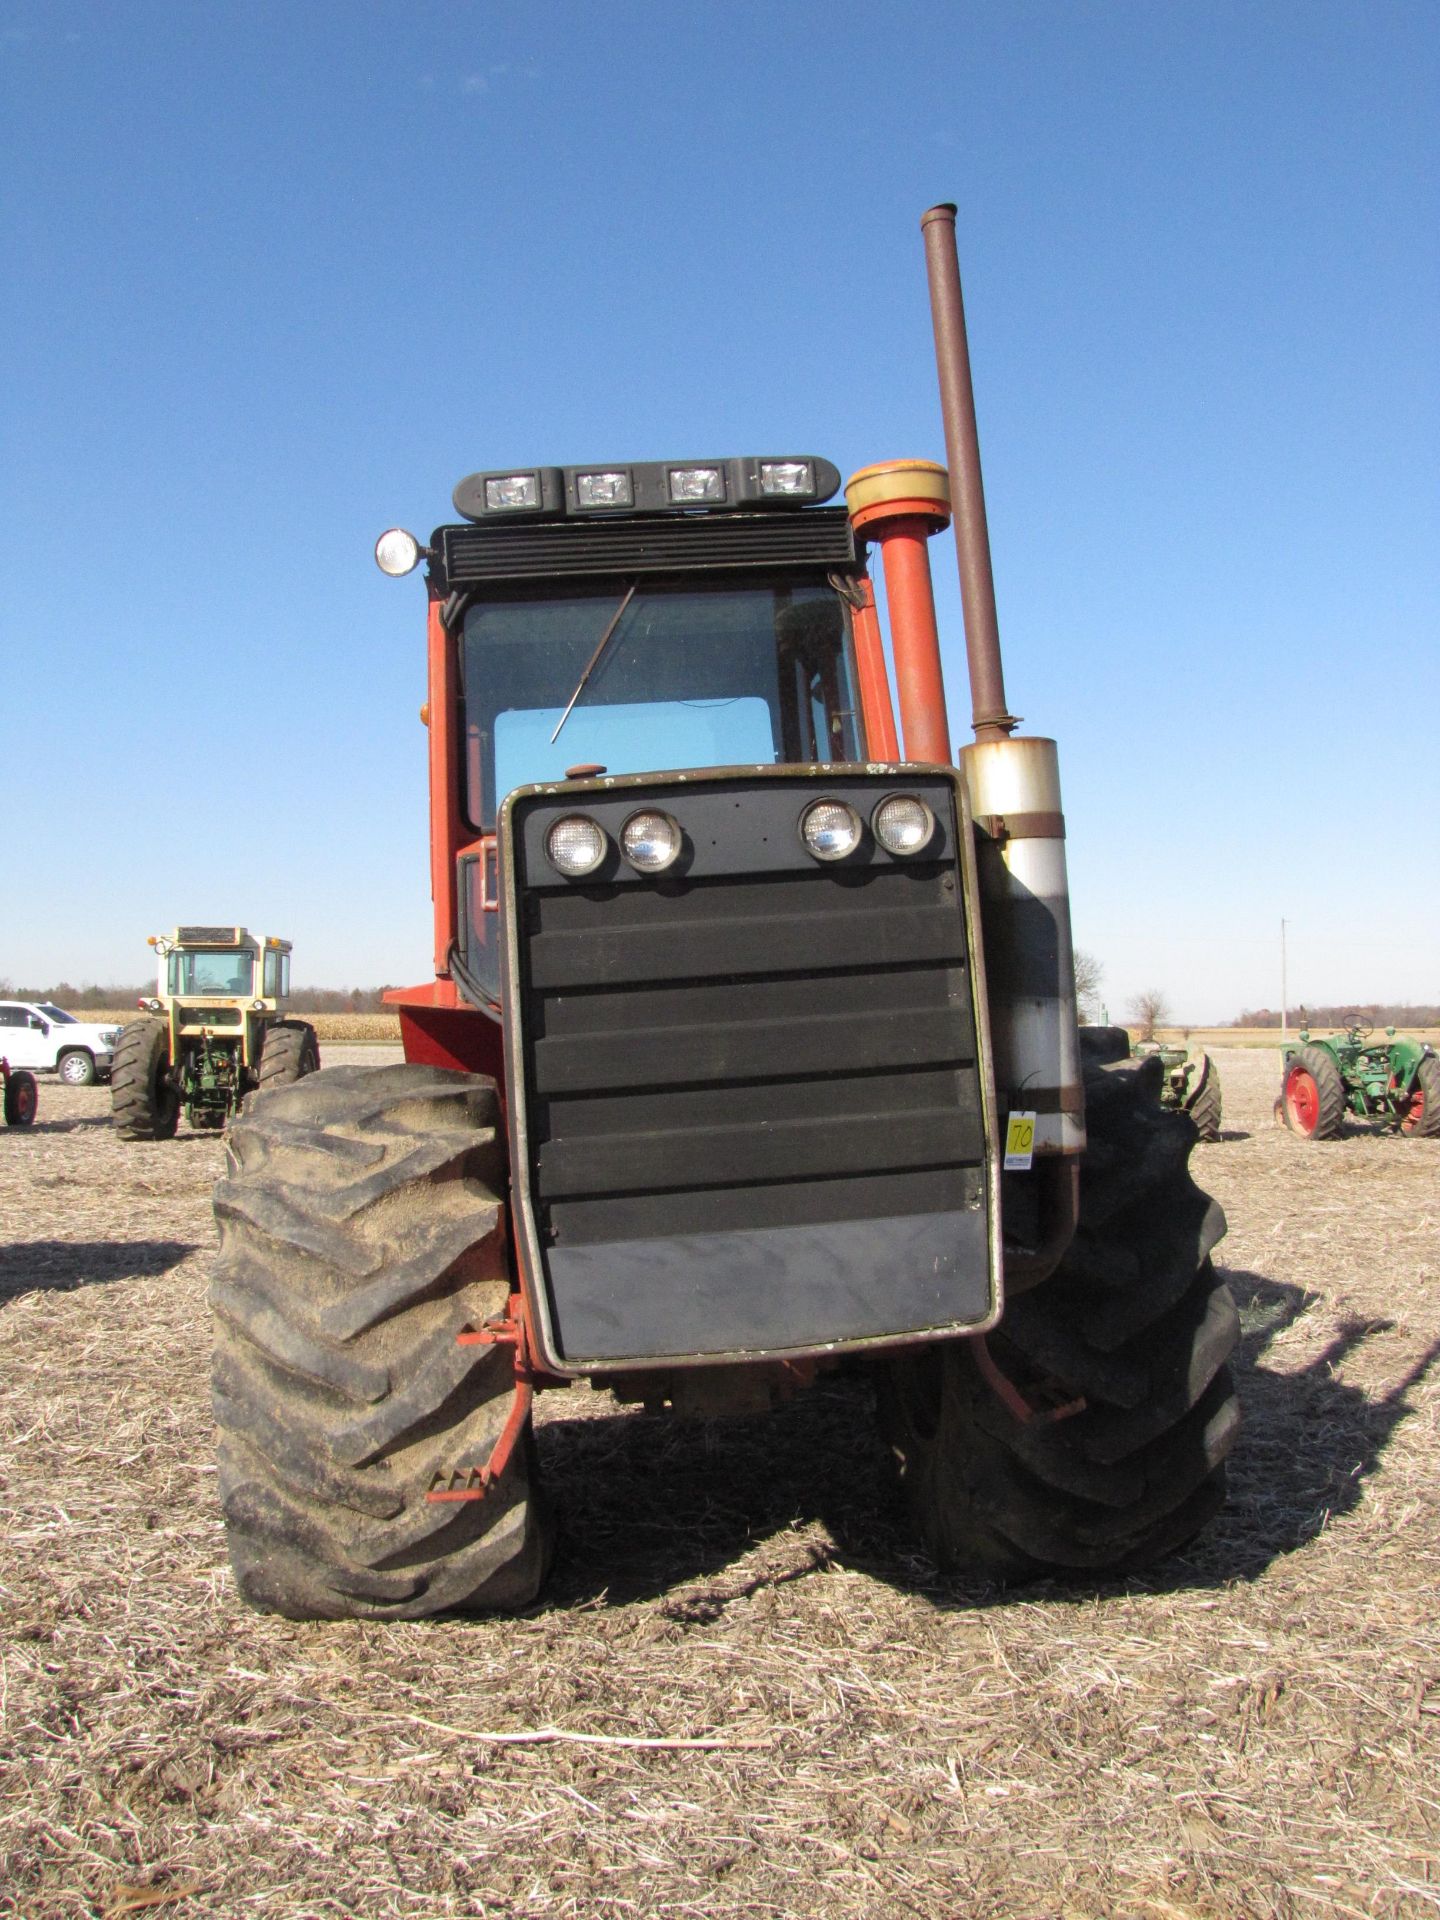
800, 798, 863, 862
873, 794, 936, 856
620, 810, 682, 873
374, 527, 422, 576
545, 814, 608, 877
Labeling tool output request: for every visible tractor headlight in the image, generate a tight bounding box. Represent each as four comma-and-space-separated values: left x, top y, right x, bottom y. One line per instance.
620, 810, 682, 873
374, 528, 421, 576
668, 465, 724, 503
800, 799, 863, 862
759, 459, 814, 498
872, 794, 935, 856
576, 470, 634, 509
545, 815, 608, 877
485, 473, 541, 511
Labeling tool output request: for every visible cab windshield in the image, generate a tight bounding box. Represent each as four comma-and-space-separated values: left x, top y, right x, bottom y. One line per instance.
461, 575, 862, 830
168, 950, 255, 996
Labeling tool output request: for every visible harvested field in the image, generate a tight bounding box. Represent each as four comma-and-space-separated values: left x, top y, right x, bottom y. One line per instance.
1, 1047, 1437, 1918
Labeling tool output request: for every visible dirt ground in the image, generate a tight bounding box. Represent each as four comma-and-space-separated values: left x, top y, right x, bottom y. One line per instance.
1, 1048, 1436, 1919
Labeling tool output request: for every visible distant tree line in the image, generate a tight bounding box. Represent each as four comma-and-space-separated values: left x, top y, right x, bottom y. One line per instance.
1234, 1003, 1440, 1029
0, 979, 397, 1015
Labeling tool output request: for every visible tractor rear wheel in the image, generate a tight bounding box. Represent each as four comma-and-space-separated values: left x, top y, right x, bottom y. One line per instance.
256, 1019, 321, 1092
210, 1062, 551, 1620
110, 1020, 180, 1140
5, 1069, 38, 1127
879, 1051, 1239, 1580
1400, 1054, 1440, 1138
1281, 1044, 1345, 1140
1185, 1052, 1223, 1142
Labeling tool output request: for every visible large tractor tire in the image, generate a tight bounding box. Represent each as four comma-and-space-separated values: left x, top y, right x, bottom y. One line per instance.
1185, 1052, 1223, 1142
4, 1068, 38, 1127
1281, 1044, 1346, 1140
210, 1062, 551, 1620
880, 1050, 1239, 1581
110, 1020, 180, 1140
256, 1019, 321, 1092
1400, 1054, 1440, 1138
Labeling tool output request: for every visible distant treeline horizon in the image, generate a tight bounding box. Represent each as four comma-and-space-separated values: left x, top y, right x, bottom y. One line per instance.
2, 980, 399, 1015
1233, 1003, 1440, 1029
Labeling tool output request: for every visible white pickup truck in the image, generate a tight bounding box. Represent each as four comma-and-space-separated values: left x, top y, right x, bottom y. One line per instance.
0, 1000, 122, 1085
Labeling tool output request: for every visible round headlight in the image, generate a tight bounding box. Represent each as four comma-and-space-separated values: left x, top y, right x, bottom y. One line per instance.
620, 810, 682, 873
873, 794, 936, 856
545, 814, 608, 877
800, 799, 863, 862
374, 527, 421, 576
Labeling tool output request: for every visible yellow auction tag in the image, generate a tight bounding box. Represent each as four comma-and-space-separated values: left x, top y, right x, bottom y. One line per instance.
1004, 1110, 1037, 1170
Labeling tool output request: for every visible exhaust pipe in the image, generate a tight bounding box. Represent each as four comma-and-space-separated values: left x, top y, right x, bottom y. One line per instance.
921, 203, 1084, 1169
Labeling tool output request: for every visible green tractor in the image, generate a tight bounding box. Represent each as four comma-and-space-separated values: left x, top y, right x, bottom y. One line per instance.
1081, 1028, 1222, 1141
1133, 1041, 1222, 1142
111, 927, 320, 1139
1279, 1022, 1440, 1140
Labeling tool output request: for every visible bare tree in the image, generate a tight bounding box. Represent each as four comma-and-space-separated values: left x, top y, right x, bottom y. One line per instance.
1129, 988, 1171, 1042
1073, 948, 1105, 1024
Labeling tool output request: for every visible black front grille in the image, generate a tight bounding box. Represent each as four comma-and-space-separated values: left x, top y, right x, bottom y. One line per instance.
438, 508, 857, 586
177, 1005, 242, 1026
505, 771, 993, 1367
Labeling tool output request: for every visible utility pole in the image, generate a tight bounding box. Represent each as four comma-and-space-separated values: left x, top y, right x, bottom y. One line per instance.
1280, 919, 1288, 1045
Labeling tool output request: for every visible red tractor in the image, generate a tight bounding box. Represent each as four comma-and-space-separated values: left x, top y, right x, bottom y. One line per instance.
2, 1057, 38, 1128
211, 208, 1237, 1618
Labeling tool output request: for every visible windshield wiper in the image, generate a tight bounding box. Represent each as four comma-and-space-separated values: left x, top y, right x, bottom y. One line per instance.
549, 582, 638, 744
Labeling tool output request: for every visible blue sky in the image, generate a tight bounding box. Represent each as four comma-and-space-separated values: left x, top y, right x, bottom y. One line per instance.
2, 0, 1435, 1022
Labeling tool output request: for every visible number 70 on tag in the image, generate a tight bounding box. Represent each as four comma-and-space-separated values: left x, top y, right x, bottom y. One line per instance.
1004, 1110, 1037, 1170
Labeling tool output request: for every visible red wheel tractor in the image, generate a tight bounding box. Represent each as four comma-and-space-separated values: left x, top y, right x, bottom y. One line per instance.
2, 1057, 38, 1128
1279, 1024, 1440, 1140
209, 206, 1240, 1621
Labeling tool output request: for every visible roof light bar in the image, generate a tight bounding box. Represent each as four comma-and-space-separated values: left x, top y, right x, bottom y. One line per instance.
451, 456, 840, 523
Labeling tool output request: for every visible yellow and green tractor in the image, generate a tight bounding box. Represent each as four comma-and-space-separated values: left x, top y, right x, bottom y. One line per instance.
111, 927, 319, 1139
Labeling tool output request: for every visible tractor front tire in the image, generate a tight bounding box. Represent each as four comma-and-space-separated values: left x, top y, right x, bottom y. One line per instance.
880, 1052, 1239, 1581
210, 1062, 551, 1620
256, 1020, 321, 1092
1400, 1054, 1440, 1138
1281, 1044, 1345, 1140
110, 1020, 180, 1140
5, 1069, 38, 1127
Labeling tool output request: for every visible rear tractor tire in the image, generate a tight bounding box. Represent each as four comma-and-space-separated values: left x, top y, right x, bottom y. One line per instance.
1281, 1044, 1345, 1141
211, 1062, 551, 1620
1184, 1052, 1223, 1142
5, 1069, 38, 1127
1400, 1053, 1440, 1138
880, 1049, 1239, 1581
110, 1020, 180, 1141
256, 1019, 321, 1092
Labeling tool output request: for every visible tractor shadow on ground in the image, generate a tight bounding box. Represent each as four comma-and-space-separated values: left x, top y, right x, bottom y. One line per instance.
0, 1239, 199, 1304
1166, 1267, 1440, 1590
531, 1267, 1440, 1615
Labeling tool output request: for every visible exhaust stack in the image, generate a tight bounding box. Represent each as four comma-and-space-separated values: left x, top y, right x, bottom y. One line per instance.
921, 203, 1083, 1161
